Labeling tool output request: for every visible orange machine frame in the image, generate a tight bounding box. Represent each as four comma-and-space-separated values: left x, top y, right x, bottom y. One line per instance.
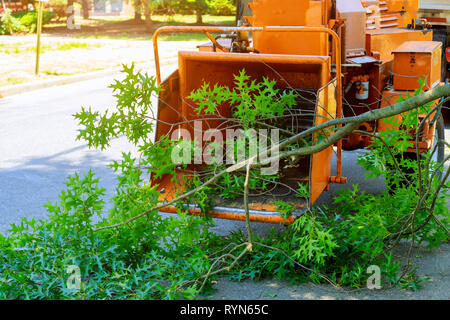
153, 25, 345, 180
150, 0, 443, 224
152, 26, 345, 224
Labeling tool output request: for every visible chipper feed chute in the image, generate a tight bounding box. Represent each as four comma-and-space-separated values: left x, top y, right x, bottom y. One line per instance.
146, 0, 445, 225
151, 49, 338, 224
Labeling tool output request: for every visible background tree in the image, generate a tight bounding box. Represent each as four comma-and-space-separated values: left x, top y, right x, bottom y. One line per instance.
81, 0, 90, 19
143, 0, 156, 29
189, 0, 208, 24
130, 0, 160, 29
132, 0, 142, 21
129, 0, 235, 27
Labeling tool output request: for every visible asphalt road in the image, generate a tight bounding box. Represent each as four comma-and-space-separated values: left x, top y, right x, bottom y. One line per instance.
0, 70, 448, 299
0, 63, 175, 233
0, 76, 129, 232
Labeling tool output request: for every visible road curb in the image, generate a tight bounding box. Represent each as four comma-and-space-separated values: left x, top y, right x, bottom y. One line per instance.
0, 58, 177, 99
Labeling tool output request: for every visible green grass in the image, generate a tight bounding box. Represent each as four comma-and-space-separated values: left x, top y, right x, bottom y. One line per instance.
0, 66, 107, 87
45, 15, 135, 28
44, 14, 235, 41
151, 14, 235, 24
0, 42, 26, 54
42, 70, 77, 76
46, 14, 234, 29
0, 44, 48, 54
159, 32, 218, 41
75, 32, 152, 40
0, 42, 101, 54
87, 15, 135, 24
1, 47, 20, 54
3, 76, 27, 86
56, 42, 100, 50
74, 31, 218, 42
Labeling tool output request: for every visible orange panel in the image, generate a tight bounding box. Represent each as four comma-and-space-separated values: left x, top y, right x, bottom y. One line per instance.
247, 0, 324, 26
178, 51, 332, 128
393, 41, 442, 91
151, 25, 346, 222
310, 80, 337, 204
246, 0, 329, 56
378, 88, 438, 151
366, 28, 433, 62
386, 0, 418, 13
155, 70, 180, 141
362, 0, 418, 29
377, 89, 407, 133
251, 33, 329, 56
154, 51, 335, 212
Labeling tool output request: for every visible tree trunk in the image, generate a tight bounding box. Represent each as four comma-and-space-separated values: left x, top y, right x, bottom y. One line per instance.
82, 0, 90, 19
196, 10, 203, 24
134, 0, 142, 22
134, 11, 141, 21
144, 4, 153, 31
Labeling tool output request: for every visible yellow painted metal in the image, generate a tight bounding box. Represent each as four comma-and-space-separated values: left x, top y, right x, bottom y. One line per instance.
35, 1, 44, 76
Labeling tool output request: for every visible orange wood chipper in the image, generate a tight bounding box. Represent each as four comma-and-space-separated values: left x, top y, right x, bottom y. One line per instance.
150, 0, 446, 224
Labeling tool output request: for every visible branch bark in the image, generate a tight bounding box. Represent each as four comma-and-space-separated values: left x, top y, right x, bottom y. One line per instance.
94, 84, 450, 231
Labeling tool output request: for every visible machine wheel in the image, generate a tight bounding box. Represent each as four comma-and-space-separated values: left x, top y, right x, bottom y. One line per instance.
386, 113, 445, 190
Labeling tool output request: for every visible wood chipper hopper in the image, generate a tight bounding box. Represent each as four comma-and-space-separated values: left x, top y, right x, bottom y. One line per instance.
150, 0, 445, 224
151, 21, 345, 224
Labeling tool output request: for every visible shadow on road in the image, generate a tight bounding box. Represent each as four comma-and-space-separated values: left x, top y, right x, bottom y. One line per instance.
0, 143, 121, 233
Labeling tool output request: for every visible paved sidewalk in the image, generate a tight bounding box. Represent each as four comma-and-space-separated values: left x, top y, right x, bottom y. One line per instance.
208, 242, 450, 300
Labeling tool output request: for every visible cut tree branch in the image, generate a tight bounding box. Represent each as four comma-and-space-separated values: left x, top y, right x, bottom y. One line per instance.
94, 84, 450, 231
